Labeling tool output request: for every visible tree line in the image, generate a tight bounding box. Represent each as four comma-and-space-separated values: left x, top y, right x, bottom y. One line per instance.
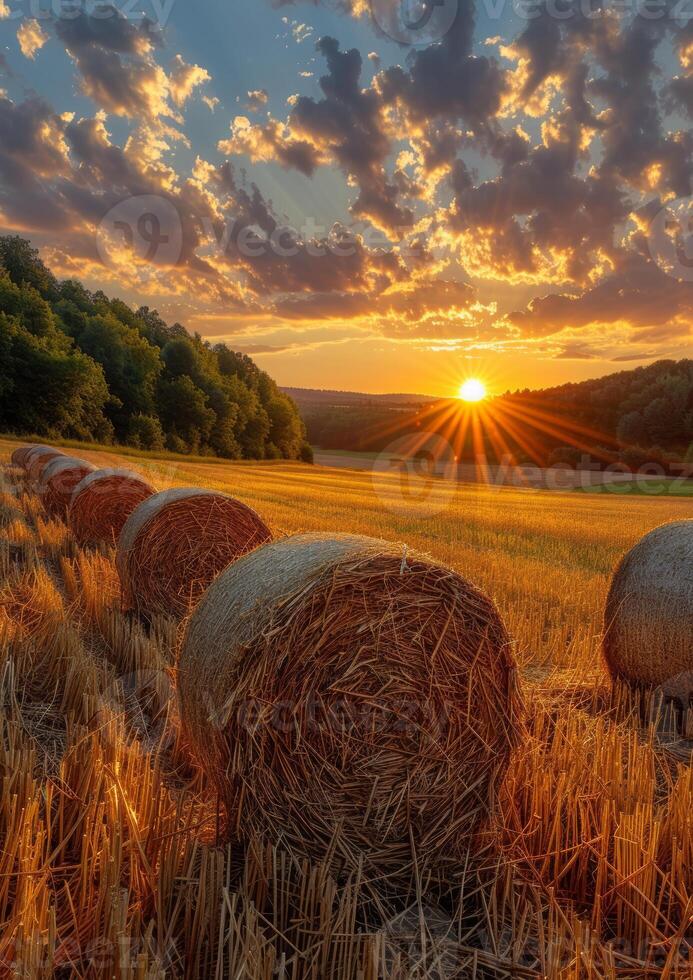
0, 237, 311, 462
303, 360, 693, 469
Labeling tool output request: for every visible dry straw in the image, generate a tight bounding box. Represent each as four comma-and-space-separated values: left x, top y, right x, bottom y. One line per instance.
11, 446, 33, 469
117, 488, 272, 620
69, 468, 155, 547
604, 519, 693, 689
22, 445, 50, 470
39, 456, 97, 518
25, 446, 65, 482
179, 532, 520, 886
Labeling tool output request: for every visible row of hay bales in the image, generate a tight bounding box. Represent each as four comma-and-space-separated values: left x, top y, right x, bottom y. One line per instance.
13, 444, 155, 546
10, 442, 693, 886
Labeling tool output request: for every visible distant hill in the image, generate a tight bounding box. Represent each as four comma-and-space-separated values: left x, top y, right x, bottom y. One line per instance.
281, 387, 438, 408
294, 361, 693, 471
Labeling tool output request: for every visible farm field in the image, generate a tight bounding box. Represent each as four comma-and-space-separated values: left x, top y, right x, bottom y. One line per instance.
1, 437, 692, 978
313, 449, 693, 496
4, 437, 688, 682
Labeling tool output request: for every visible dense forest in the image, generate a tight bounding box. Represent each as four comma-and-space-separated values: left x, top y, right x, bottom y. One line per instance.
301, 361, 693, 470
502, 361, 693, 466
0, 238, 311, 461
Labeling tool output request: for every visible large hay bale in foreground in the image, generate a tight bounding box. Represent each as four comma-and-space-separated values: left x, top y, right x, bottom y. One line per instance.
26, 446, 65, 481
40, 457, 97, 517
117, 488, 272, 619
604, 520, 693, 689
179, 533, 520, 882
69, 469, 156, 547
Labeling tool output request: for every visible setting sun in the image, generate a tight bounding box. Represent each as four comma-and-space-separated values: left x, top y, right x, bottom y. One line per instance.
458, 379, 487, 402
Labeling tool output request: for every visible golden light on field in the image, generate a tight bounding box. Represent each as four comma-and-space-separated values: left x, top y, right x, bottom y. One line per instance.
1, 437, 692, 974
458, 378, 487, 402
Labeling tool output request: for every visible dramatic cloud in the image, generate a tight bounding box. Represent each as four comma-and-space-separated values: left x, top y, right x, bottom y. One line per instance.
169, 55, 211, 107
219, 116, 322, 176
0, 0, 690, 362
510, 247, 693, 340
245, 89, 269, 112
17, 19, 49, 60
219, 36, 416, 233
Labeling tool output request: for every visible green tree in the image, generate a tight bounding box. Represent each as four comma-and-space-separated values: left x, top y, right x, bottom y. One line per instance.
0, 236, 308, 462
157, 375, 215, 453
0, 236, 58, 298
617, 411, 647, 447
127, 414, 166, 450
0, 313, 111, 439
77, 314, 161, 436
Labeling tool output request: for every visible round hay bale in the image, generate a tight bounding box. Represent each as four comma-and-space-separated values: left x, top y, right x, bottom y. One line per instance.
604, 520, 693, 689
179, 533, 520, 882
26, 446, 65, 482
11, 446, 32, 469
69, 469, 156, 547
117, 488, 272, 619
40, 456, 97, 517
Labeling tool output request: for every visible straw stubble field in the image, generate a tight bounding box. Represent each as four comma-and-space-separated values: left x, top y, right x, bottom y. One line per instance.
0, 437, 692, 978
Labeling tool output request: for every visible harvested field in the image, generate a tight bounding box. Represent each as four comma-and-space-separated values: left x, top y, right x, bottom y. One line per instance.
0, 438, 692, 977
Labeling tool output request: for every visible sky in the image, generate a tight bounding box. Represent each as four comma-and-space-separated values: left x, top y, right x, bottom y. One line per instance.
0, 0, 691, 396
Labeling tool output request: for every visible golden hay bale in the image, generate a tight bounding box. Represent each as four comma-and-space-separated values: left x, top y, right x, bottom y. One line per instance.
25, 446, 65, 481
179, 533, 520, 883
69, 469, 156, 547
604, 520, 693, 689
117, 488, 272, 619
39, 456, 97, 518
